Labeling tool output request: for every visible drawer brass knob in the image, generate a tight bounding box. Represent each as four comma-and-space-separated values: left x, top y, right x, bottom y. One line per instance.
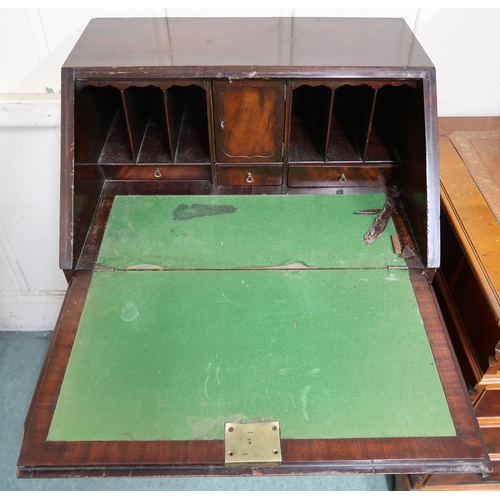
246, 172, 254, 183
154, 168, 162, 178
339, 173, 347, 183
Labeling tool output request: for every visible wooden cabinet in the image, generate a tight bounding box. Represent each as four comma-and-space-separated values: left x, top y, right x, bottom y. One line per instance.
17, 17, 490, 479
401, 117, 500, 490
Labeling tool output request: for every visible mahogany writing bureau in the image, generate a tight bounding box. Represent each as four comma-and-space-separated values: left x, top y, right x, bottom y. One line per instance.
17, 17, 490, 478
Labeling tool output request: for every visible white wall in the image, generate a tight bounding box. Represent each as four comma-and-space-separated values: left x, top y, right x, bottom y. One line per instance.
1, 7, 500, 330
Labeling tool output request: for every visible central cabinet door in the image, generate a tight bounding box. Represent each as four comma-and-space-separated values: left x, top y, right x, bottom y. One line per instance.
213, 80, 285, 163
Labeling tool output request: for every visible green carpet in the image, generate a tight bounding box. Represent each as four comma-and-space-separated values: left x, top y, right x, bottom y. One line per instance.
48, 268, 455, 442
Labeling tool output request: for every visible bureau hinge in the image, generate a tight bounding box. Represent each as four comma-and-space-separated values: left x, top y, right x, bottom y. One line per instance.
284, 85, 287, 101
224, 421, 282, 467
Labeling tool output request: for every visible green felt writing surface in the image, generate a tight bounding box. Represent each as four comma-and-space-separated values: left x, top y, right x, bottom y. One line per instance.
97, 194, 401, 270
48, 269, 455, 442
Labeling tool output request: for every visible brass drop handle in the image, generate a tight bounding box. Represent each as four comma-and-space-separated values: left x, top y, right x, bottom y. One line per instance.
246, 172, 254, 183
339, 173, 347, 184
154, 168, 162, 178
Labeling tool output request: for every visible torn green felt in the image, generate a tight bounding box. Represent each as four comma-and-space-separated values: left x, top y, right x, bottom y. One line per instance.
96, 194, 401, 270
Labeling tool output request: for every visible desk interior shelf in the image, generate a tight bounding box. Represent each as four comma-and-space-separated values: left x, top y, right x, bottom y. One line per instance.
74, 83, 211, 171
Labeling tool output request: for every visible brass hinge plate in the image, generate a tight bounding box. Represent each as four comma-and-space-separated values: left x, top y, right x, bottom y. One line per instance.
224, 421, 282, 467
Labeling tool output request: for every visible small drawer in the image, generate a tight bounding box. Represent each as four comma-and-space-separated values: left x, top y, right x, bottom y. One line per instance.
103, 165, 211, 181
217, 165, 282, 186
475, 388, 500, 426
288, 165, 398, 188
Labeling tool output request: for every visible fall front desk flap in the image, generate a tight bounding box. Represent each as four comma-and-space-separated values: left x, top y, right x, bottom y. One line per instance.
47, 194, 455, 441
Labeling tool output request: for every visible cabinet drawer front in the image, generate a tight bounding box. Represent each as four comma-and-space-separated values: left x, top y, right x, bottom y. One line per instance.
103, 165, 211, 181
217, 165, 282, 186
288, 165, 398, 188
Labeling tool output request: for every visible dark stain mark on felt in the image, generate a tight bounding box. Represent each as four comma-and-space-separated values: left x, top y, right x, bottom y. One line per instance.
173, 203, 238, 220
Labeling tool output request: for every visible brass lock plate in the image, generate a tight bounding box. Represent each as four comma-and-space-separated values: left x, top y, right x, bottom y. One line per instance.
224, 421, 282, 467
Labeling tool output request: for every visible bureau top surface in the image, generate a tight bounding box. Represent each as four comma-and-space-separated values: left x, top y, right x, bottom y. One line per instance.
63, 17, 434, 74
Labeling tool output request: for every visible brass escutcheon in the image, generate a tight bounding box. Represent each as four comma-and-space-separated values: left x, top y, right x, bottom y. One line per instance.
339, 173, 347, 183
246, 172, 254, 183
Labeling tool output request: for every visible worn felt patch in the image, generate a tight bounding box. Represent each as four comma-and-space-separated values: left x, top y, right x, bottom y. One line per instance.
48, 269, 455, 441
96, 194, 401, 270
